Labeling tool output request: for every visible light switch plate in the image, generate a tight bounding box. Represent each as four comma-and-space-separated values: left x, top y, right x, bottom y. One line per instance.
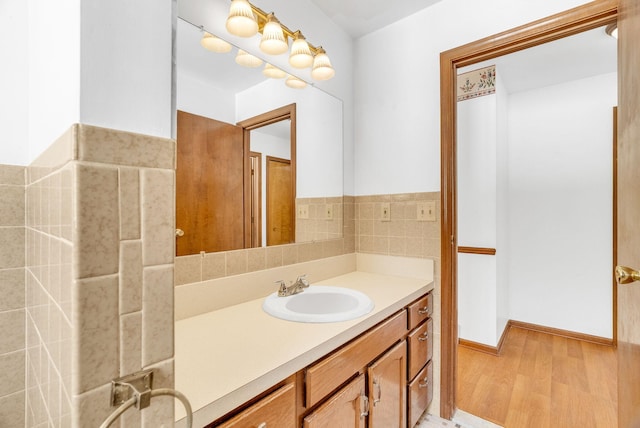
325, 204, 333, 220
417, 201, 436, 222
298, 204, 309, 219
380, 202, 391, 222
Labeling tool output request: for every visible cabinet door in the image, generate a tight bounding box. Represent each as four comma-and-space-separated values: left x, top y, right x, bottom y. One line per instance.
408, 360, 433, 428
303, 374, 367, 428
217, 383, 296, 428
368, 341, 407, 428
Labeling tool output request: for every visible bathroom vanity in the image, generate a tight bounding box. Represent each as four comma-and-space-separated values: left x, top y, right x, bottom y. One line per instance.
175, 268, 434, 427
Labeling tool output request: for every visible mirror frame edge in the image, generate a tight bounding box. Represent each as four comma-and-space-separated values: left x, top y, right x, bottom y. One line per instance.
439, 0, 618, 420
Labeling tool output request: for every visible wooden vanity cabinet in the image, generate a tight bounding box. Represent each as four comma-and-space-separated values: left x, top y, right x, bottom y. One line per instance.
215, 383, 296, 428
368, 341, 407, 427
302, 374, 367, 428
211, 291, 434, 428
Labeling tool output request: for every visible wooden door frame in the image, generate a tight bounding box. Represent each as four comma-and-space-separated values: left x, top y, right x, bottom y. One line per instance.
249, 151, 262, 247
439, 0, 618, 419
237, 103, 297, 247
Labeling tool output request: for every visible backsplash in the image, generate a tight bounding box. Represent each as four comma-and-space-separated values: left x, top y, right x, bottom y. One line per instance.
0, 165, 26, 427
22, 124, 176, 427
174, 196, 355, 285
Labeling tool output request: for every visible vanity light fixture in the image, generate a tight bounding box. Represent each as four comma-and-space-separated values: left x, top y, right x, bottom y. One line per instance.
225, 0, 258, 37
263, 63, 287, 79
200, 31, 232, 53
224, 0, 335, 80
235, 49, 263, 67
605, 23, 618, 39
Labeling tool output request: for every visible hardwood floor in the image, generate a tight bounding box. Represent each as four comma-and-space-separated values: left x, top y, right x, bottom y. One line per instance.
457, 326, 618, 427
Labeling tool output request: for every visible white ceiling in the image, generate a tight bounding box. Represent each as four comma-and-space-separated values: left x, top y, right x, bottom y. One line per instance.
308, 0, 443, 38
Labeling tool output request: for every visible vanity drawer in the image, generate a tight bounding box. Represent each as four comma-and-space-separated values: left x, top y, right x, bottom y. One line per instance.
305, 310, 407, 408
407, 292, 433, 331
216, 382, 296, 428
407, 318, 433, 380
407, 360, 433, 428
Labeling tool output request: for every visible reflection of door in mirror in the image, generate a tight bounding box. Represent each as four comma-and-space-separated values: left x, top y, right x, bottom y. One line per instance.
176, 110, 246, 256
266, 156, 293, 246
249, 152, 262, 247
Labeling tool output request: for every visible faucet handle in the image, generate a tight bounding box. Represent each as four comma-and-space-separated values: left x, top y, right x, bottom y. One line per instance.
275, 280, 287, 296
296, 274, 310, 287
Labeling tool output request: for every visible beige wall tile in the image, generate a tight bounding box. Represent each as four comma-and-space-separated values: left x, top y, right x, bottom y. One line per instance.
0, 350, 25, 397
75, 164, 120, 278
265, 246, 283, 269
141, 169, 175, 267
0, 185, 25, 227
175, 254, 202, 285
298, 242, 323, 262
0, 309, 24, 354
0, 165, 25, 186
77, 124, 175, 170
72, 383, 112, 428
119, 240, 143, 315
0, 268, 25, 312
247, 247, 266, 272
226, 250, 248, 276
0, 390, 25, 427
120, 311, 142, 376
0, 228, 25, 269
73, 275, 119, 394
142, 265, 174, 367
201, 252, 225, 281
118, 168, 141, 240
141, 358, 175, 427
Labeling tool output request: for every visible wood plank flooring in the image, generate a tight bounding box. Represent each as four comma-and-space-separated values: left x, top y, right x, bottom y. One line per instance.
457, 326, 618, 428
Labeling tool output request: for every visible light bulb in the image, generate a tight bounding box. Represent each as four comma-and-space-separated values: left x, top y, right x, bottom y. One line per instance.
311, 47, 335, 80
263, 63, 286, 79
236, 49, 263, 68
285, 75, 307, 89
226, 0, 258, 37
260, 14, 288, 55
200, 32, 232, 53
289, 32, 313, 68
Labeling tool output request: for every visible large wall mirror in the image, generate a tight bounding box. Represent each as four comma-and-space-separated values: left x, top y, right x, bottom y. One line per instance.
175, 17, 344, 256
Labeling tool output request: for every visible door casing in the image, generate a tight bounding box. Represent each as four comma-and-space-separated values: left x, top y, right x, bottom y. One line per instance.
439, 0, 618, 419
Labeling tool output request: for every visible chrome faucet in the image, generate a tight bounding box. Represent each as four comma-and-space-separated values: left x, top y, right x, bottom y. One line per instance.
276, 274, 310, 297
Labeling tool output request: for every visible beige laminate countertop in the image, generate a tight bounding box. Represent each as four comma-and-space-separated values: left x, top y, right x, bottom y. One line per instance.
175, 270, 434, 427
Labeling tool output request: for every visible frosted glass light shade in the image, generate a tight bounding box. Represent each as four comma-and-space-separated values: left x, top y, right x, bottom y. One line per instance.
311, 48, 335, 80
260, 14, 288, 55
226, 0, 258, 37
200, 32, 232, 53
236, 49, 263, 68
285, 75, 307, 89
263, 63, 286, 79
289, 32, 313, 68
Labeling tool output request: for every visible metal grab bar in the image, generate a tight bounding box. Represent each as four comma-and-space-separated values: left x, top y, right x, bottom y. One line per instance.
99, 387, 193, 428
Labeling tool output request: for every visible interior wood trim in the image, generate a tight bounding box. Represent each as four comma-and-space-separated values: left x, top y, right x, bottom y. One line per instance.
458, 320, 510, 356
612, 106, 618, 346
237, 103, 297, 246
439, 0, 618, 420
509, 320, 614, 347
457, 246, 496, 256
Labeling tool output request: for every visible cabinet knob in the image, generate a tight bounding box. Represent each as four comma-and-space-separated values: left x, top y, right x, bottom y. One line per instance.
418, 331, 429, 341
418, 306, 430, 315
257, 423, 267, 428
419, 377, 430, 388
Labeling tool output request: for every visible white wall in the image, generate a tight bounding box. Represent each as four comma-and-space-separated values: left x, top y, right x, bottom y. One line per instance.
177, 72, 236, 124
2, 0, 173, 165
353, 0, 593, 195
507, 72, 616, 338
236, 79, 343, 198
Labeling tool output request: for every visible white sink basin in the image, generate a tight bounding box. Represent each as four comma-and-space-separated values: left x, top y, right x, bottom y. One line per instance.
262, 286, 374, 323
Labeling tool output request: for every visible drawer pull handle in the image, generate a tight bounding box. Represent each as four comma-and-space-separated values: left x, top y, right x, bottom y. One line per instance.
257, 423, 267, 428
373, 378, 382, 406
419, 378, 430, 388
418, 306, 430, 315
418, 332, 429, 341
360, 395, 369, 418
